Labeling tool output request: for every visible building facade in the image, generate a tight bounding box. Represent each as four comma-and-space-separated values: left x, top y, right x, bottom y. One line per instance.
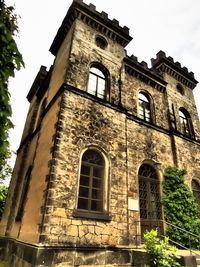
1, 0, 200, 266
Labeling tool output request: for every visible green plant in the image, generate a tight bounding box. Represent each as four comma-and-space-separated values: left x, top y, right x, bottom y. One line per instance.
0, 0, 24, 173
162, 166, 200, 250
0, 185, 8, 218
143, 229, 183, 267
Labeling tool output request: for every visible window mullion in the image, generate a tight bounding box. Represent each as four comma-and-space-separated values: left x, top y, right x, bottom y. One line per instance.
88, 166, 93, 210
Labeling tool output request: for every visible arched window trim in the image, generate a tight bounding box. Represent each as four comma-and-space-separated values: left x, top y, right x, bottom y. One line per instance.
137, 91, 154, 123
179, 107, 194, 138
73, 146, 111, 221
87, 62, 110, 101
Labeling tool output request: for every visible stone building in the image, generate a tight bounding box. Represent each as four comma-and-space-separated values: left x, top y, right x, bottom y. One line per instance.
0, 0, 200, 266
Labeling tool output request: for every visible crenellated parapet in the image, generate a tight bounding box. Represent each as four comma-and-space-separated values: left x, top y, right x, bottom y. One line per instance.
151, 50, 198, 89
50, 0, 132, 56
124, 54, 167, 92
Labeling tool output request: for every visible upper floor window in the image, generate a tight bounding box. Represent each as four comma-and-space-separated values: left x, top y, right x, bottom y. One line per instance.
138, 92, 152, 122
177, 84, 184, 95
87, 65, 108, 100
179, 108, 193, 137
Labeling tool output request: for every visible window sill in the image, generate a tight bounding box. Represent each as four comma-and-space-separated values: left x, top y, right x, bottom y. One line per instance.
73, 209, 111, 221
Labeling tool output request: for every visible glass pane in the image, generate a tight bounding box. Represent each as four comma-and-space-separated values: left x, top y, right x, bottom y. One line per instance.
139, 93, 149, 102
93, 178, 101, 188
79, 187, 89, 197
93, 167, 102, 178
90, 67, 105, 78
78, 198, 88, 210
88, 74, 97, 95
82, 150, 104, 165
92, 189, 101, 200
81, 165, 90, 175
80, 176, 89, 186
91, 200, 102, 211
97, 78, 105, 99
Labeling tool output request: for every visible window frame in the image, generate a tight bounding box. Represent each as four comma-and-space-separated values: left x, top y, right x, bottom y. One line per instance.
87, 63, 110, 101
179, 108, 194, 138
74, 147, 111, 221
138, 92, 152, 123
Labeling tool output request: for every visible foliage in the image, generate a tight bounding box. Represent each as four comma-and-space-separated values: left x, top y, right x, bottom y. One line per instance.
0, 0, 24, 173
0, 149, 13, 183
143, 229, 183, 267
0, 185, 8, 218
162, 166, 200, 250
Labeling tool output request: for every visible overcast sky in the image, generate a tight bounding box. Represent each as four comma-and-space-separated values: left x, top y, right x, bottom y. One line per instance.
5, 0, 200, 167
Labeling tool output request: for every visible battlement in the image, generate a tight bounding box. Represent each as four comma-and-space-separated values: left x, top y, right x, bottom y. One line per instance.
151, 51, 198, 89
50, 0, 132, 55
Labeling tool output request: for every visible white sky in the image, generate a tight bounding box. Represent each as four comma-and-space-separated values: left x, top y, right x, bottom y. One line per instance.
4, 0, 200, 167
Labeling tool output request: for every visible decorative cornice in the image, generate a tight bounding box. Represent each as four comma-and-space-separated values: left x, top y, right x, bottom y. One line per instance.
151, 51, 198, 90
26, 66, 48, 102
124, 55, 167, 92
50, 0, 132, 56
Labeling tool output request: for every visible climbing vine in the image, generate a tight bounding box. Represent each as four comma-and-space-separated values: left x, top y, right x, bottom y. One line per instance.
0, 0, 24, 174
162, 166, 200, 250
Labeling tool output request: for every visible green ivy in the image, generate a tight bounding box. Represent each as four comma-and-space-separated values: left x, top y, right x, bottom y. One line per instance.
162, 166, 200, 250
0, 0, 24, 174
0, 185, 8, 218
143, 229, 183, 267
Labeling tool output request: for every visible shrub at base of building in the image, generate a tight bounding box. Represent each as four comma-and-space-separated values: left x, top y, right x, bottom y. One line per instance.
143, 229, 183, 267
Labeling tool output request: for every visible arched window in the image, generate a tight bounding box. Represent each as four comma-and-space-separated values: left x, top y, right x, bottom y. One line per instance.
179, 108, 193, 137
87, 65, 108, 100
77, 149, 104, 212
138, 92, 151, 122
192, 179, 200, 214
139, 164, 163, 235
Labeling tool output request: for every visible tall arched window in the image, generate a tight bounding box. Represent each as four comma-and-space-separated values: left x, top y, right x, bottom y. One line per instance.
138, 92, 151, 122
74, 149, 111, 220
192, 179, 200, 214
87, 65, 108, 100
77, 149, 104, 212
179, 108, 193, 137
139, 164, 163, 235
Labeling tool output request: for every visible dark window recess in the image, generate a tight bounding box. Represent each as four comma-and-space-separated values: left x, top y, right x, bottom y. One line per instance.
177, 84, 184, 95
95, 36, 108, 49
16, 166, 32, 221
138, 93, 151, 122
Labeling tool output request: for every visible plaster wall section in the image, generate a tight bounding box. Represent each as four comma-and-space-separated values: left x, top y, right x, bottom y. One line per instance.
14, 97, 61, 243
122, 73, 169, 129
40, 90, 129, 247
47, 24, 75, 104
164, 73, 200, 139
65, 19, 126, 105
